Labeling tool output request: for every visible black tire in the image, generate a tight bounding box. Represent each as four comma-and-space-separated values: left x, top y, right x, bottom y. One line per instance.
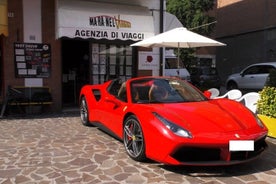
80, 97, 90, 126
227, 81, 238, 90
123, 115, 146, 161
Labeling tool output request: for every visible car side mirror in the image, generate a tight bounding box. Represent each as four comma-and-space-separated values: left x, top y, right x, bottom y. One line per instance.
240, 72, 245, 77
203, 90, 212, 99
104, 96, 121, 109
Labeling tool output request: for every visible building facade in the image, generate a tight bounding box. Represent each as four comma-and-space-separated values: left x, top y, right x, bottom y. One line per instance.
0, 0, 166, 112
215, 0, 276, 82
4, 0, 271, 112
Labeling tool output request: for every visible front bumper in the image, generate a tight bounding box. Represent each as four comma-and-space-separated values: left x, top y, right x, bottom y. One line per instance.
164, 136, 267, 166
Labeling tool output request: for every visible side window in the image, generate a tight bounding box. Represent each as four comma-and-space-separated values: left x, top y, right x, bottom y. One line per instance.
269, 66, 276, 73
117, 82, 127, 102
259, 65, 275, 74
107, 79, 127, 102
107, 79, 122, 96
243, 66, 259, 75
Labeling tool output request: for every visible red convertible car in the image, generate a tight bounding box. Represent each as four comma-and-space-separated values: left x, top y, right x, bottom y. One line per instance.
79, 76, 268, 166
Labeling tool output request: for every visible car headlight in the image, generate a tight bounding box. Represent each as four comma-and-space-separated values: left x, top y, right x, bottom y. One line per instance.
153, 112, 192, 138
255, 114, 265, 128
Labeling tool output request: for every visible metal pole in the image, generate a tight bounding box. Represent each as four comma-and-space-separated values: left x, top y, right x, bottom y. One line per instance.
159, 0, 164, 76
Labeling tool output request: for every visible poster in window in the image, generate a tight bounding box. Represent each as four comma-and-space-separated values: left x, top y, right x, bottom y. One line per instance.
99, 44, 106, 54
93, 75, 99, 84
126, 66, 132, 75
14, 43, 51, 78
126, 56, 132, 65
100, 75, 105, 83
110, 55, 116, 65
125, 46, 132, 55
120, 56, 125, 65
100, 65, 106, 74
92, 65, 99, 74
16, 56, 25, 62
92, 44, 99, 53
28, 69, 37, 75
109, 65, 116, 75
109, 45, 117, 54
92, 54, 99, 64
15, 48, 25, 55
17, 63, 26, 69
120, 66, 124, 75
100, 55, 106, 64
18, 69, 27, 75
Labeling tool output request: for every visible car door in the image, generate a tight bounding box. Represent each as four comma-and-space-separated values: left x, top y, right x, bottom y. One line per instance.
254, 65, 274, 89
238, 65, 259, 89
97, 80, 127, 138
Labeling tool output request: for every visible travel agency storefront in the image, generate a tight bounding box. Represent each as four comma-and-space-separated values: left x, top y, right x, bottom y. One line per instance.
1, 0, 163, 112
56, 0, 161, 108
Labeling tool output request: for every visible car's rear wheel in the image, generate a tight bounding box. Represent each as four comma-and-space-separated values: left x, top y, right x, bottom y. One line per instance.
227, 81, 238, 90
80, 97, 90, 126
123, 115, 146, 161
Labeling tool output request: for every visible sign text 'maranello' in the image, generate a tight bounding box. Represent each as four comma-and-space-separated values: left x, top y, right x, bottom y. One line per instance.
89, 15, 131, 29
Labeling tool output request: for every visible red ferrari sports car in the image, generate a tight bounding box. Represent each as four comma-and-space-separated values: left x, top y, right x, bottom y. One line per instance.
79, 76, 268, 166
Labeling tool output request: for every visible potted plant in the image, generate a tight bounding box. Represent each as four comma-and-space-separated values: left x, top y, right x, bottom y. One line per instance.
257, 69, 276, 138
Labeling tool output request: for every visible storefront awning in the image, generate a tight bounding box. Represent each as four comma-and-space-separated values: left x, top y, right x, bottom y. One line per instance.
56, 0, 155, 41
0, 0, 8, 36
165, 12, 183, 32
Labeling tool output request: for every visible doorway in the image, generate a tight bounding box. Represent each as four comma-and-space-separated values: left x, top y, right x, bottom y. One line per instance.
61, 39, 136, 107
61, 39, 89, 107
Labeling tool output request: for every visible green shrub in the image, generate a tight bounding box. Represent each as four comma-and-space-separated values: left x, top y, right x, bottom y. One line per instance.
257, 86, 276, 118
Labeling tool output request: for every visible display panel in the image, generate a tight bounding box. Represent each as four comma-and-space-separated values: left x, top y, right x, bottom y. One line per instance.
14, 43, 51, 78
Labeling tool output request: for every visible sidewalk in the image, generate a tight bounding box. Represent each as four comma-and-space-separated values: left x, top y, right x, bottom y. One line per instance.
0, 115, 275, 184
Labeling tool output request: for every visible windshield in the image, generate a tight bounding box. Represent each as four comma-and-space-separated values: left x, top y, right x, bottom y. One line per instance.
130, 78, 207, 103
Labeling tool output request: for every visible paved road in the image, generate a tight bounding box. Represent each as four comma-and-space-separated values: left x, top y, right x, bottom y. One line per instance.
0, 113, 275, 184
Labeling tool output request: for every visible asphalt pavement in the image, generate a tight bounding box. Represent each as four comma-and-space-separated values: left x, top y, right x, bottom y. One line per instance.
0, 113, 275, 184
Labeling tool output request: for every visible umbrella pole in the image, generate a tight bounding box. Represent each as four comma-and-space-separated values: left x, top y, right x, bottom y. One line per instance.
177, 43, 180, 68
177, 43, 180, 77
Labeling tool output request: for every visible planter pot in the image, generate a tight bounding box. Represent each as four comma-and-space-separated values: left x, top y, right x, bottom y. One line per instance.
258, 114, 276, 138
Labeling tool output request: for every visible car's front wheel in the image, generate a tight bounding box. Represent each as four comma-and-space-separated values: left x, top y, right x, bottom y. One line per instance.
80, 97, 90, 126
123, 115, 146, 161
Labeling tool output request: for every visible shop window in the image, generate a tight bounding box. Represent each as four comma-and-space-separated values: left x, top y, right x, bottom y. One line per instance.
91, 44, 133, 84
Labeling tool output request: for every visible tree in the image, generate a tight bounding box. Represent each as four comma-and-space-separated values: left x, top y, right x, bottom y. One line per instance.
166, 0, 216, 68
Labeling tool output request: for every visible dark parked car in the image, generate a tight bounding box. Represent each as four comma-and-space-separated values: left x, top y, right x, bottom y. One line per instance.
189, 66, 221, 90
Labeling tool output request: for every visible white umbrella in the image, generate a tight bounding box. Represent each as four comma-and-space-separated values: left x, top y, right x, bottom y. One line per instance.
131, 27, 225, 67
131, 27, 225, 48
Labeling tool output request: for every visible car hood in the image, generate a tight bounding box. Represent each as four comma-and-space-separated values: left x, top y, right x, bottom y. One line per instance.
150, 99, 259, 134
227, 73, 240, 79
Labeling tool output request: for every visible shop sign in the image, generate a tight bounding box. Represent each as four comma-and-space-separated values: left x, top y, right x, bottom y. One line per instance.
14, 43, 51, 78
74, 29, 145, 40
138, 51, 160, 70
57, 10, 154, 40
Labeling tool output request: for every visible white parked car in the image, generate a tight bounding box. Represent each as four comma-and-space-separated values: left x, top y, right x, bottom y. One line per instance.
164, 49, 191, 81
226, 62, 276, 90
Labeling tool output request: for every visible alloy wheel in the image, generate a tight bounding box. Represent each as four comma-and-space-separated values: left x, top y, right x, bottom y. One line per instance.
123, 115, 146, 161
80, 97, 89, 126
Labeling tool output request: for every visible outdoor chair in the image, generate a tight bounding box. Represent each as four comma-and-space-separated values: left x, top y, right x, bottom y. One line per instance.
236, 92, 260, 113
215, 89, 242, 100
207, 88, 220, 99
